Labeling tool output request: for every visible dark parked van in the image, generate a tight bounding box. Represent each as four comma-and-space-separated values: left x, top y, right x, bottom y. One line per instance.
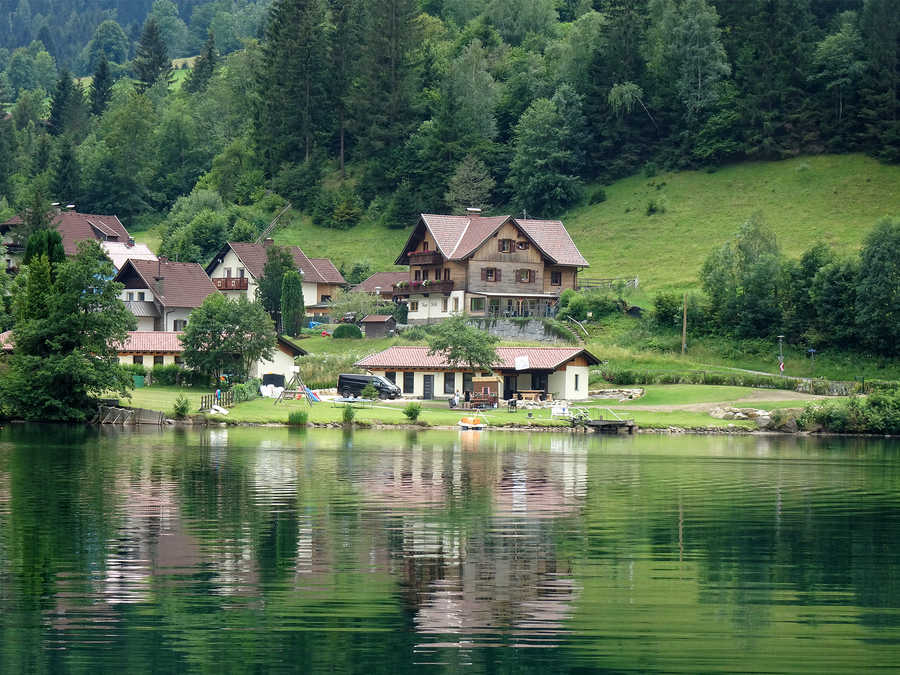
337, 373, 402, 399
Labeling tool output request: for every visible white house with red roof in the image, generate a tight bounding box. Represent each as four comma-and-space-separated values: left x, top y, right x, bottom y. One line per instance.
205, 239, 345, 313
394, 209, 588, 324
355, 345, 600, 401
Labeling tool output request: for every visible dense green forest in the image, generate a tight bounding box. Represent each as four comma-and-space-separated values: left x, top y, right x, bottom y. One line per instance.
0, 0, 897, 354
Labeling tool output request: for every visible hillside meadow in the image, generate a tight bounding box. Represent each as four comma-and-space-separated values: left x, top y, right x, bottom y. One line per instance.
230, 154, 900, 292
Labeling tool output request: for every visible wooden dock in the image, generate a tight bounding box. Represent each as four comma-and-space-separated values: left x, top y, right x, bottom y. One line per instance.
584, 419, 636, 434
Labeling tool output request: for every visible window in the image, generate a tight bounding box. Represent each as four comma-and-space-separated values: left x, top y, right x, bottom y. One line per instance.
126, 291, 133, 301
516, 241, 529, 250
385, 371, 396, 384
470, 297, 485, 312
173, 319, 187, 331
238, 268, 245, 278
133, 355, 143, 365
463, 372, 473, 393
422, 269, 428, 281
174, 356, 183, 366
444, 372, 455, 394
321, 295, 332, 303
517, 269, 534, 283
409, 300, 419, 312
422, 241, 429, 250
482, 267, 500, 282
414, 270, 421, 281
498, 239, 512, 253
453, 297, 459, 312
443, 269, 450, 281
225, 268, 232, 277
441, 297, 448, 312
137, 291, 145, 301
575, 373, 580, 391
551, 271, 562, 286
154, 355, 164, 365
403, 372, 414, 394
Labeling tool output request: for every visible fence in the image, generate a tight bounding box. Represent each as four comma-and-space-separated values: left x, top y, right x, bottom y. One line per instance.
200, 390, 235, 411
577, 276, 639, 290
97, 406, 165, 425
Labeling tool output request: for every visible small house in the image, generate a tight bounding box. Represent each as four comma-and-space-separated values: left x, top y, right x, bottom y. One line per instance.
360, 314, 396, 338
354, 346, 600, 401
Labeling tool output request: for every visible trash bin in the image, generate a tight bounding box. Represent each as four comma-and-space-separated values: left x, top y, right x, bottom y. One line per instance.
133, 374, 145, 388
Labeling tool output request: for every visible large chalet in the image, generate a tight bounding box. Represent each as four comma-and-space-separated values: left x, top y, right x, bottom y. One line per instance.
393, 209, 588, 323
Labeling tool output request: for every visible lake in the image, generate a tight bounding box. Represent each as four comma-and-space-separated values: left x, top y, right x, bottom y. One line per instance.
0, 425, 898, 673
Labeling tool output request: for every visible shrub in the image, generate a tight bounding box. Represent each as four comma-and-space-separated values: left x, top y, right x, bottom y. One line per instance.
653, 292, 682, 328
644, 161, 659, 178
589, 187, 607, 204
403, 402, 422, 422
288, 410, 308, 426
402, 326, 426, 341
123, 363, 147, 376
361, 383, 378, 400
333, 323, 362, 339
232, 379, 261, 403
342, 404, 355, 425
646, 198, 666, 215
542, 318, 579, 343
172, 394, 190, 419
151, 364, 181, 385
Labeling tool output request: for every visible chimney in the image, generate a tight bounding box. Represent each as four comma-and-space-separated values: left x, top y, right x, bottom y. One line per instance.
263, 237, 274, 247
155, 258, 165, 297
466, 207, 481, 219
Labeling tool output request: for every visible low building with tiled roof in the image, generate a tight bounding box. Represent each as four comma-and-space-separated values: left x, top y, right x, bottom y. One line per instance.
205, 239, 345, 313
392, 208, 588, 324
355, 345, 599, 401
351, 271, 410, 299
114, 258, 219, 331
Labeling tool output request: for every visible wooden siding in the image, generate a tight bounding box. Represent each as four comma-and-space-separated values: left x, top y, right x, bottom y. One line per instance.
543, 266, 578, 293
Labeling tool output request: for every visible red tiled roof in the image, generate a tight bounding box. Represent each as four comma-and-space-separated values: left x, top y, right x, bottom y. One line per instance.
0, 330, 13, 352
308, 258, 346, 284
119, 331, 184, 353
397, 214, 589, 267
360, 314, 394, 323
355, 346, 600, 370
351, 271, 409, 293
2, 210, 131, 256
218, 242, 343, 285
117, 259, 219, 309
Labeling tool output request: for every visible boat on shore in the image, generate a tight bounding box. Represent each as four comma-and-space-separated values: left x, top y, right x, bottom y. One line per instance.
458, 416, 486, 431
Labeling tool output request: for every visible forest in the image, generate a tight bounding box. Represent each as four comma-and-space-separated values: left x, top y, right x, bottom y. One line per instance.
0, 1, 897, 340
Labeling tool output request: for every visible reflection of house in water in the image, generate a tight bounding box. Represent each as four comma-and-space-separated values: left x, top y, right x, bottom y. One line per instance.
354, 434, 587, 649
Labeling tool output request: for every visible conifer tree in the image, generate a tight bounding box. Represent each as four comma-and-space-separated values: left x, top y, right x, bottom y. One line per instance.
89, 55, 113, 117
184, 31, 218, 94
51, 136, 80, 206
281, 269, 305, 337
48, 70, 74, 136
133, 17, 173, 93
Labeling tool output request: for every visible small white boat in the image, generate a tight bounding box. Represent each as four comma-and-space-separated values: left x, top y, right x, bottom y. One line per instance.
458, 416, 486, 430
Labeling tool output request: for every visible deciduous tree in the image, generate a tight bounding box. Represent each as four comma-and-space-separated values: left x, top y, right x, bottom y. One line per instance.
427, 313, 499, 372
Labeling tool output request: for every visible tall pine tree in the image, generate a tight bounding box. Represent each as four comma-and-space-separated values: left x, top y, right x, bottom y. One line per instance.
133, 17, 173, 93
90, 55, 114, 117
184, 31, 218, 94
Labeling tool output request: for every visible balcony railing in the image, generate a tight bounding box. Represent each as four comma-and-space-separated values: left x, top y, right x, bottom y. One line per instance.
408, 250, 442, 266
393, 279, 454, 294
213, 277, 249, 291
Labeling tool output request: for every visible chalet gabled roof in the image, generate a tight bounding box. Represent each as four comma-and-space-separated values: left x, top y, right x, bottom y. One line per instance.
116, 258, 218, 309
1, 210, 132, 256
394, 214, 589, 267
207, 242, 345, 285
351, 271, 409, 293
355, 346, 600, 370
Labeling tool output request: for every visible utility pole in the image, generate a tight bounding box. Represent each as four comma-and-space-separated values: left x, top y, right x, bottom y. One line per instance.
777, 335, 785, 373
681, 292, 687, 355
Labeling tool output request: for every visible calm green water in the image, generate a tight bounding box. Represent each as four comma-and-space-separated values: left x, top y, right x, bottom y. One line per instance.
0, 426, 898, 673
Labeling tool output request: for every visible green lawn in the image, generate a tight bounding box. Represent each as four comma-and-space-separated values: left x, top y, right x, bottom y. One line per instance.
612, 384, 753, 407
120, 385, 213, 413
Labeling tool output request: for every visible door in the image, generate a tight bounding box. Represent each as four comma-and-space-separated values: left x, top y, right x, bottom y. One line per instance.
423, 374, 434, 400
503, 375, 517, 400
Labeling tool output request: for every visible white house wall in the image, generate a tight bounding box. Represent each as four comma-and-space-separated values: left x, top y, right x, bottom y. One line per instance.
406, 290, 464, 324
118, 354, 179, 367
208, 249, 257, 300
135, 317, 155, 331
251, 347, 298, 381
302, 282, 318, 307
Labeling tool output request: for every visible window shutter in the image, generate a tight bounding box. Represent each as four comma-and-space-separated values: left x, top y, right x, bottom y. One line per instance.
481, 268, 487, 281
495, 269, 501, 282
498, 239, 504, 252
529, 270, 535, 283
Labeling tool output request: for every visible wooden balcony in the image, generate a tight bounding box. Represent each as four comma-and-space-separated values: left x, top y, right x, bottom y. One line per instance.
394, 279, 454, 294
213, 277, 249, 291
408, 250, 442, 266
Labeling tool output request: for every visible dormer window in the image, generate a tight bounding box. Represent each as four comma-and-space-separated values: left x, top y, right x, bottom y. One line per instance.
498, 239, 512, 253
516, 241, 529, 250
422, 241, 429, 251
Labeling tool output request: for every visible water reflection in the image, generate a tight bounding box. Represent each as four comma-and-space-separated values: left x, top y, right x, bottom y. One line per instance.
0, 426, 898, 673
